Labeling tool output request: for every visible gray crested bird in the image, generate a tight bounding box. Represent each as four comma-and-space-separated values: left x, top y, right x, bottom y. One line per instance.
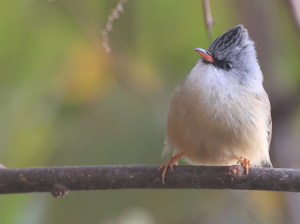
158, 25, 272, 183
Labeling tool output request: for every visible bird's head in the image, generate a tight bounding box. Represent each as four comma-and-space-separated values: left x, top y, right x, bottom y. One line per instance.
194, 25, 262, 86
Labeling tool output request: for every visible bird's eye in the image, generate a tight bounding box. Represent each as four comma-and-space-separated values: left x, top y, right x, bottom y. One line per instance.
224, 62, 233, 70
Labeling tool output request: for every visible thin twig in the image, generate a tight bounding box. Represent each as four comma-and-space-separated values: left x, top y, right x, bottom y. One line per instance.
1, 165, 300, 197
202, 0, 214, 43
61, 0, 129, 88
101, 0, 127, 53
288, 0, 300, 33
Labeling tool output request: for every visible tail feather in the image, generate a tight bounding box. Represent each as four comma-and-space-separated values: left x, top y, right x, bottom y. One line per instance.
162, 136, 170, 157
261, 160, 273, 168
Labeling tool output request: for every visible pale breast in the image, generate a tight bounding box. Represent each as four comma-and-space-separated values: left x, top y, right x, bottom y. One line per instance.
166, 77, 271, 167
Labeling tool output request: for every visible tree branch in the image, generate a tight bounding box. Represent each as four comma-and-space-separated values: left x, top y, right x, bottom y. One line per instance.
287, 0, 300, 35
202, 0, 214, 43
0, 165, 300, 196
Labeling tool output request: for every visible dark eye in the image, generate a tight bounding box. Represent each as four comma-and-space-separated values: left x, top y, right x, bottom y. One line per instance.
224, 62, 233, 70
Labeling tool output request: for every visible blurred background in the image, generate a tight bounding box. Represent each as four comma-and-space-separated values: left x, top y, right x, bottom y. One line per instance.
0, 0, 300, 223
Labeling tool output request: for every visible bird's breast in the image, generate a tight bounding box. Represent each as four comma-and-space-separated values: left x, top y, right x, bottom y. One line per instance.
166, 77, 268, 166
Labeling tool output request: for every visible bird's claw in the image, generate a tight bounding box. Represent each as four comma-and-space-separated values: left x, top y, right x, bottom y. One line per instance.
237, 157, 251, 175
158, 152, 184, 183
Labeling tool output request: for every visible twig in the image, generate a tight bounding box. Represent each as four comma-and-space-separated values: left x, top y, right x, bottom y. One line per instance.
288, 0, 300, 33
202, 0, 214, 43
1, 165, 300, 197
101, 0, 127, 53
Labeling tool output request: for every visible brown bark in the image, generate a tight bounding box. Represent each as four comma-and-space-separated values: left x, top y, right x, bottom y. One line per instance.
1, 165, 300, 197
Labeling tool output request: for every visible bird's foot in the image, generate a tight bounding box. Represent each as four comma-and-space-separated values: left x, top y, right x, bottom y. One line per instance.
237, 157, 251, 175
158, 152, 184, 184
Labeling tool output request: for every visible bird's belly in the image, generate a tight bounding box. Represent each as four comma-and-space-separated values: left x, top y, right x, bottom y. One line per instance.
167, 108, 258, 166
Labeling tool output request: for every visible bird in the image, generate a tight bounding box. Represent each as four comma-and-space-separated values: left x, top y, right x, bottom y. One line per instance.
158, 25, 272, 183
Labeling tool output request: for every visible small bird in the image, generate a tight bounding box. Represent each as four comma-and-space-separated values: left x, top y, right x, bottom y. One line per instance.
159, 25, 272, 183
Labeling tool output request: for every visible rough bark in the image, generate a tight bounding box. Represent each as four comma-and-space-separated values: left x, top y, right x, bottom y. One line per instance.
1, 165, 300, 197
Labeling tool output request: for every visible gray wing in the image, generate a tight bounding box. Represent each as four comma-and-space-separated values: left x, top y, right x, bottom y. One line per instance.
256, 92, 272, 167
263, 93, 272, 149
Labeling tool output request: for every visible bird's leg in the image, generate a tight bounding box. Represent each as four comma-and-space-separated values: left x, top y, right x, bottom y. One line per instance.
158, 152, 184, 183
237, 157, 251, 175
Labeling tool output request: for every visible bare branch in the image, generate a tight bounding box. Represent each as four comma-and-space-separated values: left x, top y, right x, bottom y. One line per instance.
102, 0, 127, 53
0, 165, 300, 196
288, 0, 300, 33
202, 0, 214, 43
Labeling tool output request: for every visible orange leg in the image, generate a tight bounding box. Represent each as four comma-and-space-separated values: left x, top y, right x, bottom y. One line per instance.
158, 152, 184, 183
238, 157, 251, 175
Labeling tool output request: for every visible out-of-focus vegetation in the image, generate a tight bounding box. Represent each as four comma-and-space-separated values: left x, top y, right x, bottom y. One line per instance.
0, 0, 300, 223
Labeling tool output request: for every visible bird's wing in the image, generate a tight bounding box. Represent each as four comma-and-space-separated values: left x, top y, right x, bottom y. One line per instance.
256, 92, 272, 167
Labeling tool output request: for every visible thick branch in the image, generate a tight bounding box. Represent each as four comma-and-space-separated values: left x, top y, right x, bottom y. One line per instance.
0, 165, 300, 196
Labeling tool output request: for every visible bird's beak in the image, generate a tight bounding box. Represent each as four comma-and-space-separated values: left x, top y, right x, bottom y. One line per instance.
194, 48, 215, 63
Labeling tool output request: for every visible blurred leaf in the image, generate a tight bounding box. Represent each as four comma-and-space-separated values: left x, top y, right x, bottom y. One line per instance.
59, 41, 115, 104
